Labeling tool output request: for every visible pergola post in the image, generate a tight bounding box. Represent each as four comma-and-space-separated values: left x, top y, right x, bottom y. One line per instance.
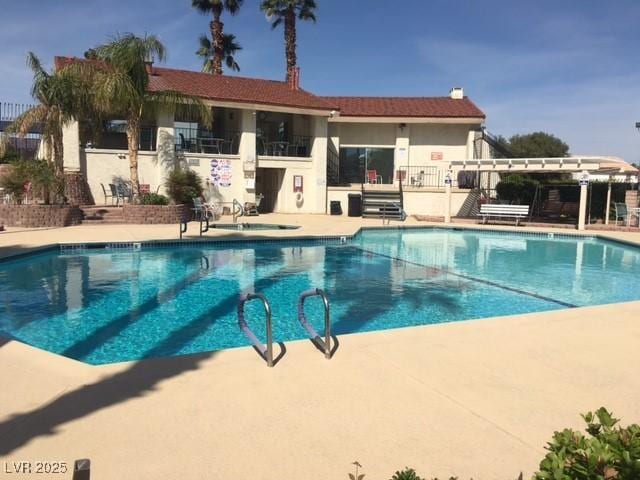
604, 179, 612, 225
444, 171, 452, 223
578, 183, 588, 231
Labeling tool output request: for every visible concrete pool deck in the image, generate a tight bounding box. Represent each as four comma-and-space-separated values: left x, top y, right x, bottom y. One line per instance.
1, 215, 639, 479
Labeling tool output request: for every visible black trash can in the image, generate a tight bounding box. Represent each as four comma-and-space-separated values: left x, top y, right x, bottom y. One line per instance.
330, 200, 342, 215
348, 193, 362, 217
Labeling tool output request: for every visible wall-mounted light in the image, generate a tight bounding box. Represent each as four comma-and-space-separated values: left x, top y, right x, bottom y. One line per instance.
399, 123, 407, 130
635, 121, 640, 132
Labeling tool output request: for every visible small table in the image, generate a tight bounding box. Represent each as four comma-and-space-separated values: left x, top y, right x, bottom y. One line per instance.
199, 137, 225, 154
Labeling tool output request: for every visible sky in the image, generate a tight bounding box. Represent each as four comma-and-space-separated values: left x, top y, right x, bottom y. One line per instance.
1, 0, 639, 163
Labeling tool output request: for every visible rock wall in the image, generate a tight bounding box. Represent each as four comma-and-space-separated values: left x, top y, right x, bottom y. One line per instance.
122, 204, 190, 224
0, 205, 83, 228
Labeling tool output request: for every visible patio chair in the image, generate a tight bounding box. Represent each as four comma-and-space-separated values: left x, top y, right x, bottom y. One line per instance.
614, 203, 628, 226
287, 140, 303, 157
193, 197, 218, 221
116, 183, 133, 204
244, 194, 264, 216
101, 183, 114, 205
257, 137, 268, 156
193, 197, 205, 221
366, 170, 382, 184
109, 184, 119, 205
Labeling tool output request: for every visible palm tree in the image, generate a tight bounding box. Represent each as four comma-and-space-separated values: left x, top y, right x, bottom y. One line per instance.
260, 0, 317, 81
8, 53, 89, 177
72, 33, 212, 198
196, 33, 242, 73
192, 0, 244, 75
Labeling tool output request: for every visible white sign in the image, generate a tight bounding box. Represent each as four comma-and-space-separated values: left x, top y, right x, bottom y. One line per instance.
579, 170, 590, 186
210, 159, 232, 187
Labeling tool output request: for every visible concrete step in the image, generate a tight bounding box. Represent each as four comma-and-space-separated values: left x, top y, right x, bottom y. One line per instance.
80, 206, 124, 223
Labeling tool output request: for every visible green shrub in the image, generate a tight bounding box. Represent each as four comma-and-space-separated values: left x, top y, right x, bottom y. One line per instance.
496, 174, 539, 205
140, 193, 169, 205
165, 168, 203, 205
534, 407, 640, 480
0, 147, 21, 165
0, 159, 60, 204
390, 468, 426, 480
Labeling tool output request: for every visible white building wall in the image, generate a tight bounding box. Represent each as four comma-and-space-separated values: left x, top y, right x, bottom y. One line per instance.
83, 150, 160, 204
338, 123, 396, 147
408, 124, 472, 167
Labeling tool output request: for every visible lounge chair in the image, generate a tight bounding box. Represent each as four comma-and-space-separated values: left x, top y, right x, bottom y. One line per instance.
614, 203, 628, 226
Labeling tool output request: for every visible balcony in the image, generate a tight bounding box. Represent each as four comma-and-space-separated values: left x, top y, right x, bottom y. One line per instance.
256, 134, 312, 158
174, 127, 240, 155
256, 111, 312, 158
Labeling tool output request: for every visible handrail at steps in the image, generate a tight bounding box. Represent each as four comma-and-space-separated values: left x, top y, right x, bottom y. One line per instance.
298, 288, 332, 359
237, 293, 274, 367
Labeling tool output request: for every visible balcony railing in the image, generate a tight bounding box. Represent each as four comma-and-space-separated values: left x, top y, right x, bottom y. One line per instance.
87, 126, 157, 151
396, 166, 444, 188
175, 127, 240, 155
257, 135, 312, 158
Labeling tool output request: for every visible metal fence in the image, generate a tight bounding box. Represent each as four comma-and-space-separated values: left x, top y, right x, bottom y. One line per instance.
397, 165, 444, 188
256, 134, 312, 157
0, 102, 43, 161
175, 127, 240, 155
88, 126, 157, 151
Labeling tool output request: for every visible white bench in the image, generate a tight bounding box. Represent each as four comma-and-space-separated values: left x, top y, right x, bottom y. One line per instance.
479, 204, 529, 226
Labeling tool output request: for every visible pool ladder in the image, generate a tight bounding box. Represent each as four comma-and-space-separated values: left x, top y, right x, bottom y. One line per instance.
237, 288, 333, 367
238, 293, 274, 367
298, 288, 332, 360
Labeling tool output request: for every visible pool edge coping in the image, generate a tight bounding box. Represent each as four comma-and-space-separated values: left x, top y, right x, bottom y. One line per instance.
0, 223, 638, 261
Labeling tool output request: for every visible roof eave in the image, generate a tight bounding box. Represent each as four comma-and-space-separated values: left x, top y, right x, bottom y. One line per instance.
329, 115, 485, 124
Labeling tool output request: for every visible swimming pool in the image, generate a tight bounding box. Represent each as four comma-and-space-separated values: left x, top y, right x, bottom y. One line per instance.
1, 228, 639, 365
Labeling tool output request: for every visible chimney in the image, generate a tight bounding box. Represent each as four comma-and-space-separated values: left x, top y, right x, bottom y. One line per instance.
144, 61, 154, 76
449, 87, 464, 99
288, 66, 300, 90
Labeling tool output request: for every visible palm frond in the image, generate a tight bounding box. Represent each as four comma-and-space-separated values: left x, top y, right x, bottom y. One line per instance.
225, 0, 244, 15
8, 105, 47, 137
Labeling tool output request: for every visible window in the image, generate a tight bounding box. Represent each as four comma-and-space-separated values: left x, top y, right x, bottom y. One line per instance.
339, 147, 395, 184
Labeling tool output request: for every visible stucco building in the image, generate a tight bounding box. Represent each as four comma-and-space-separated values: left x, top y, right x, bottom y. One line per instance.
58, 57, 490, 218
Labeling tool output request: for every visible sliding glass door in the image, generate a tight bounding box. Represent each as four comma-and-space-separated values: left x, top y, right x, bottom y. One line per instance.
338, 147, 394, 184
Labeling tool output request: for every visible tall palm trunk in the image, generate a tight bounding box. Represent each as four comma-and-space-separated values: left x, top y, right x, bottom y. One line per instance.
127, 115, 141, 198
211, 6, 224, 75
51, 129, 64, 204
284, 8, 297, 81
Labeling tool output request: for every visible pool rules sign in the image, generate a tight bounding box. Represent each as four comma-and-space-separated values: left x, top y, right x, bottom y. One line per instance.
579, 171, 590, 187
210, 159, 232, 187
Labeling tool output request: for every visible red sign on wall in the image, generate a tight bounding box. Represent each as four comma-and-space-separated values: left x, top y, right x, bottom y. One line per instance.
431, 152, 444, 161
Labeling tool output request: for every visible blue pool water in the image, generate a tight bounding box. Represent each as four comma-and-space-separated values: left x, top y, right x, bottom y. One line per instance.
1, 229, 639, 365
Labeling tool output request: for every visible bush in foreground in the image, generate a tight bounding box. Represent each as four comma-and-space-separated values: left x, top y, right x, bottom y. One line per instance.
353, 408, 640, 480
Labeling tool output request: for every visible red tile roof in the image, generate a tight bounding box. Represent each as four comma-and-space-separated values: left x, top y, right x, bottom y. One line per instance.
54, 57, 485, 118
54, 57, 335, 112
323, 96, 485, 118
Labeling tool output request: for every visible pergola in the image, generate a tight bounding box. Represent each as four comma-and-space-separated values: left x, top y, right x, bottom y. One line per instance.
444, 156, 638, 230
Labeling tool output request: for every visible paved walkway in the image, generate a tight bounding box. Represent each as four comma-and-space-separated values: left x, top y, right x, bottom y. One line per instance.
1, 216, 639, 479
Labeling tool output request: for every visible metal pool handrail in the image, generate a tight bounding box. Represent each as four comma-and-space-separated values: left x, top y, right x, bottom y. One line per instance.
237, 293, 274, 367
298, 288, 332, 359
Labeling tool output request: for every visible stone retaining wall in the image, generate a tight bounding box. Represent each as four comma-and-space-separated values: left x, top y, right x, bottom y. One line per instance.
123, 204, 190, 224
0, 205, 83, 228
64, 172, 94, 206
